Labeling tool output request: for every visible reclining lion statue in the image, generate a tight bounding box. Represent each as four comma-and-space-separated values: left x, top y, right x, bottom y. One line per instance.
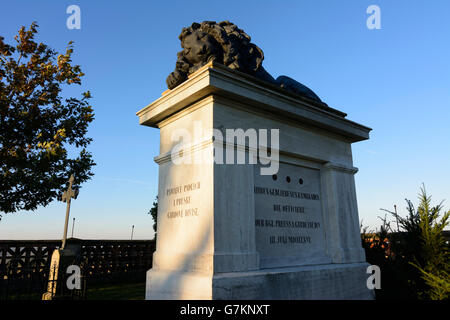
166, 20, 323, 103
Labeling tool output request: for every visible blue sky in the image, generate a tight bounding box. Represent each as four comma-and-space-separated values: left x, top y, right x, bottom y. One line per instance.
0, 0, 449, 239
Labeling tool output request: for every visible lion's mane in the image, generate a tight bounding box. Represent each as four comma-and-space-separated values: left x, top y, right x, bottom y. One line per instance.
166, 20, 322, 103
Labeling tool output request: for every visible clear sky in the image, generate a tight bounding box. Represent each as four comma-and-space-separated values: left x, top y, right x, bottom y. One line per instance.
1, 0, 449, 239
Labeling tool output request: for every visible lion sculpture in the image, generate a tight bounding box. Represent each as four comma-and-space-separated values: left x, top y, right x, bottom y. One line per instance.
166, 20, 323, 103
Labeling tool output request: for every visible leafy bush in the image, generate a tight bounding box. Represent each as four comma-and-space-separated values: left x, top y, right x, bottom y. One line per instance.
361, 185, 450, 300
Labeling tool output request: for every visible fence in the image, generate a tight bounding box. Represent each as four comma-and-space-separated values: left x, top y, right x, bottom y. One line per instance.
0, 239, 156, 300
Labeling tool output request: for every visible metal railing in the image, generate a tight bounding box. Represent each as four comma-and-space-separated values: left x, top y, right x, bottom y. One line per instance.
0, 239, 155, 300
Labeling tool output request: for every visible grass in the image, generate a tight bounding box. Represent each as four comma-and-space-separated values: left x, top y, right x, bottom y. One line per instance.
1, 280, 146, 300
86, 280, 146, 300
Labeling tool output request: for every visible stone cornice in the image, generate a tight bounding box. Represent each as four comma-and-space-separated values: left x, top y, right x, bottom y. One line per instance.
137, 62, 371, 142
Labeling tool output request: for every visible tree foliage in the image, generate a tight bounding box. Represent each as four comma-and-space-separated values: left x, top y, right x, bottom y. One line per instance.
147, 196, 158, 240
0, 22, 95, 215
408, 186, 450, 299
362, 185, 450, 300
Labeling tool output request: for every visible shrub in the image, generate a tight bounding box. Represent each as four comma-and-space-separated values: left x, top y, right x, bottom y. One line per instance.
361, 185, 450, 300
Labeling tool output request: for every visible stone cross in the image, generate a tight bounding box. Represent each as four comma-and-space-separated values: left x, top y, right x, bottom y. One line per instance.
61, 174, 78, 250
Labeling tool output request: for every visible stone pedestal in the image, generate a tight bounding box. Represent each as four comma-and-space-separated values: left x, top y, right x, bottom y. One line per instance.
137, 62, 374, 299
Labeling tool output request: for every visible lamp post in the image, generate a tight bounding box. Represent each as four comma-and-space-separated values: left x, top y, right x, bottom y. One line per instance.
71, 217, 76, 238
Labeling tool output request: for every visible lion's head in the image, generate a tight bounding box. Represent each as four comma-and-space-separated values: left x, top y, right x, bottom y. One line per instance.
166, 21, 322, 104
166, 20, 274, 89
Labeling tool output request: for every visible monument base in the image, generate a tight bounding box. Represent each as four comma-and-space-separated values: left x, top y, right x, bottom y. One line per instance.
146, 262, 374, 300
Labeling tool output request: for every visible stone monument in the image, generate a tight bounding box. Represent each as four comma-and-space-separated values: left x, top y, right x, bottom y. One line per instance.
137, 21, 374, 299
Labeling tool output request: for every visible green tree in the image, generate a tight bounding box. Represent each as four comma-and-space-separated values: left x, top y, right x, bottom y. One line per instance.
0, 22, 95, 217
147, 196, 158, 240
362, 185, 450, 300
408, 186, 450, 300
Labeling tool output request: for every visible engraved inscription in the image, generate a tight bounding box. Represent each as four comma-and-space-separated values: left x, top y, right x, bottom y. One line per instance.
254, 163, 329, 267
165, 181, 201, 219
